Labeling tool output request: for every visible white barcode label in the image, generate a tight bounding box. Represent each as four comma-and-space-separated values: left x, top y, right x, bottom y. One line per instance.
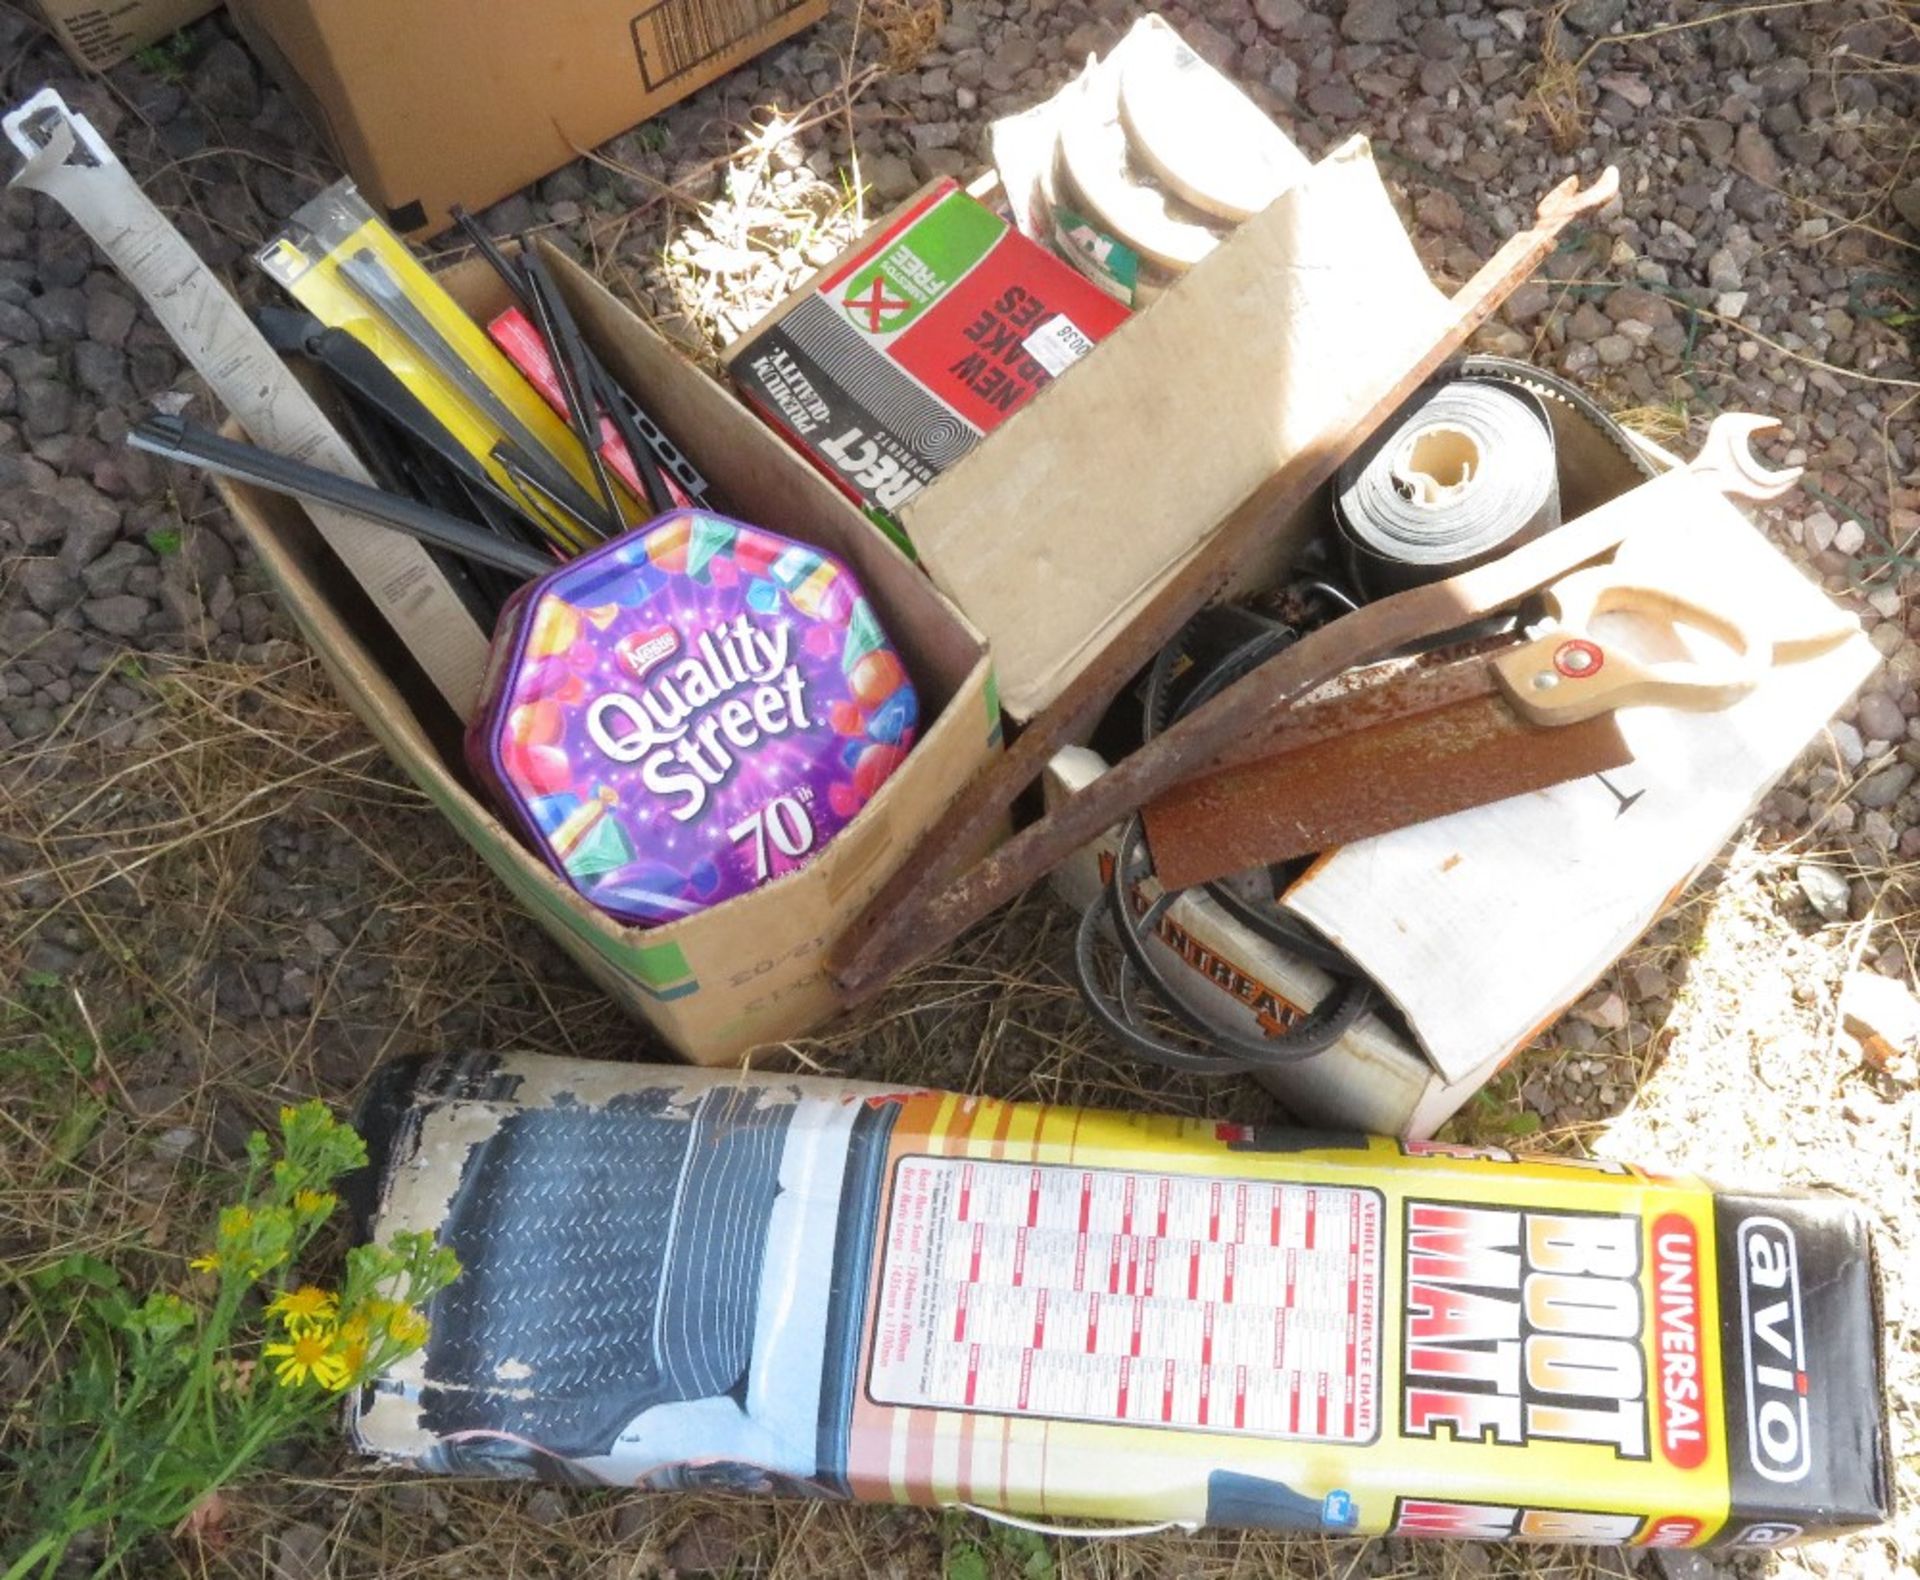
1023, 314, 1098, 378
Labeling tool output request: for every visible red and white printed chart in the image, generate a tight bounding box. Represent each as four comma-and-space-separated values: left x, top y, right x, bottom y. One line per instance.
867, 1157, 1382, 1442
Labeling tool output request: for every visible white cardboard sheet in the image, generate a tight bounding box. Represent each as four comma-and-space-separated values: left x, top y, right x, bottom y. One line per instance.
1281, 499, 1877, 1084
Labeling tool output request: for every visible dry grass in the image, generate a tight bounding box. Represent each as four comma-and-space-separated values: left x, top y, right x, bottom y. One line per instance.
1608, 404, 1693, 447
865, 0, 946, 74
1525, 3, 1588, 155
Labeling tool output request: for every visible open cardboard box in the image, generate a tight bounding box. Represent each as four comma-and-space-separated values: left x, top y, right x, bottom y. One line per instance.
229, 0, 829, 236
216, 242, 1001, 1063
725, 136, 1461, 724
1043, 426, 1880, 1138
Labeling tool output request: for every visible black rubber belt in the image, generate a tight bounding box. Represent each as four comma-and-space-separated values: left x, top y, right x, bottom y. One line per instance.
1334, 376, 1561, 597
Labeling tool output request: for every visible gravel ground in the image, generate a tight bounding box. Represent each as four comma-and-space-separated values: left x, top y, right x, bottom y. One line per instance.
1, 0, 1917, 1576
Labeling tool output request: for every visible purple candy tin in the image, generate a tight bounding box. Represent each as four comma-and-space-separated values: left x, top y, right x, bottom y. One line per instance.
467, 509, 919, 927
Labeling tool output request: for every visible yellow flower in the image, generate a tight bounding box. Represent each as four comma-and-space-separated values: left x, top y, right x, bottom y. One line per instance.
336, 1313, 371, 1378
383, 1306, 429, 1349
267, 1285, 338, 1331
216, 1205, 255, 1244
189, 1251, 222, 1274
265, 1325, 350, 1389
292, 1188, 336, 1219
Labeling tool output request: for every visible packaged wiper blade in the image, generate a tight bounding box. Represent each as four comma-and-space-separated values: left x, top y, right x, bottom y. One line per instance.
3, 88, 490, 717
258, 180, 632, 552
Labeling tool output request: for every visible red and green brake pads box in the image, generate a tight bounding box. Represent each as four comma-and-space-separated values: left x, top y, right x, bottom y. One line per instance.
726, 181, 1130, 531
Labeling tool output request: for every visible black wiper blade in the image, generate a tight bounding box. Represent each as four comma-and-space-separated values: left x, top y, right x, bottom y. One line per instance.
131, 414, 557, 581
520, 239, 627, 528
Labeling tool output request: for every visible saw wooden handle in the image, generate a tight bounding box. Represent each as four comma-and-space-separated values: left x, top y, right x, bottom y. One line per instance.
1493, 569, 1764, 723
1493, 551, 1860, 725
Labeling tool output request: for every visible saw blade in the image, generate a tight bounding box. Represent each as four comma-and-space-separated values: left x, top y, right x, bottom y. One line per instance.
1141, 652, 1634, 888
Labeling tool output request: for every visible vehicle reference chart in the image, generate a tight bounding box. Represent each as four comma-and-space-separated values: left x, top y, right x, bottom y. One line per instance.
867, 1156, 1383, 1442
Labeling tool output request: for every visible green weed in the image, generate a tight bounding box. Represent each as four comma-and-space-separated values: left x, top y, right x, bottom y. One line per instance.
7, 1102, 458, 1579
130, 32, 193, 82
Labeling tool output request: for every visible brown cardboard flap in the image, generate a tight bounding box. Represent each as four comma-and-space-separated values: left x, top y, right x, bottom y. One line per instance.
899, 136, 1451, 720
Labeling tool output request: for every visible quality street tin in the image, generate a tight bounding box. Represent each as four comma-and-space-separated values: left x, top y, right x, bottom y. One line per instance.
467, 509, 918, 925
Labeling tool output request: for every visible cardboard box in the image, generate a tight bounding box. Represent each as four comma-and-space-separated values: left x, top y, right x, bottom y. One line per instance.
729, 179, 1131, 530
352, 1050, 1892, 1551
1046, 465, 1878, 1138
727, 137, 1458, 722
34, 0, 216, 71
216, 243, 1000, 1062
227, 0, 827, 235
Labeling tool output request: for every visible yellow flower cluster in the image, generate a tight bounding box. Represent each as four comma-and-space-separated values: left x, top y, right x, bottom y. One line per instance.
259, 1284, 434, 1391
178, 1105, 454, 1398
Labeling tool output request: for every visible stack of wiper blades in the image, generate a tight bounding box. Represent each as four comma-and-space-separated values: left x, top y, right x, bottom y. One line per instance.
145, 210, 705, 629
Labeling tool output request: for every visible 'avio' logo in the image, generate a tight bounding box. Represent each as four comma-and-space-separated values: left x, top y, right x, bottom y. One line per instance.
1737, 1217, 1810, 1484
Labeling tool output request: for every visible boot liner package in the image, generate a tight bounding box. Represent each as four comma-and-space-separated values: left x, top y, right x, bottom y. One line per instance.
348, 1052, 1890, 1551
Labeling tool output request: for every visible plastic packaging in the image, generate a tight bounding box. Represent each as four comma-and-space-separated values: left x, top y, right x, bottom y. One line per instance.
351, 1051, 1891, 1551
259, 180, 631, 551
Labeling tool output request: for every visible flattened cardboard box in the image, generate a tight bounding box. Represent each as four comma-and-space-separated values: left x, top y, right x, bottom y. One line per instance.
350, 1051, 1891, 1551
216, 245, 1000, 1062
726, 137, 1459, 722
228, 0, 826, 235
34, 0, 215, 71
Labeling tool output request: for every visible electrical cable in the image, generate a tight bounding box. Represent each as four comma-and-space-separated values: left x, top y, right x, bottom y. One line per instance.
1073, 594, 1381, 1075
1072, 357, 1653, 1080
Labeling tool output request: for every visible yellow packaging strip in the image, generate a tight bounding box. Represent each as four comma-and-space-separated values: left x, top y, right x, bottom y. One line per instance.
259, 181, 642, 553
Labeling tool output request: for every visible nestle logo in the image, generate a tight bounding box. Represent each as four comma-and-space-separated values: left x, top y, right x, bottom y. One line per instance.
1737, 1217, 1810, 1484
616, 626, 679, 682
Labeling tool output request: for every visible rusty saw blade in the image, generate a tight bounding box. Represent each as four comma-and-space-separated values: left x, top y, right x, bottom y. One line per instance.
1139, 645, 1633, 889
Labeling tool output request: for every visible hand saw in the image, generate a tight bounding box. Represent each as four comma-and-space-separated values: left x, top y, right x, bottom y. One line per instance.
829, 407, 1805, 1000
1139, 535, 1856, 888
